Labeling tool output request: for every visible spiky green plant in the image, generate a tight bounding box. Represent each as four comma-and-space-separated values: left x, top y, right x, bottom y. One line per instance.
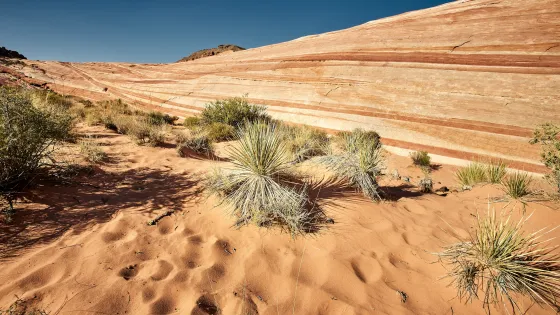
318, 129, 384, 200
456, 162, 487, 186
439, 209, 560, 314
485, 160, 507, 184
410, 150, 431, 169
502, 172, 532, 199
206, 121, 321, 236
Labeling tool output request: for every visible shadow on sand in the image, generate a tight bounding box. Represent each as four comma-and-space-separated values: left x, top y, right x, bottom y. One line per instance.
0, 166, 202, 260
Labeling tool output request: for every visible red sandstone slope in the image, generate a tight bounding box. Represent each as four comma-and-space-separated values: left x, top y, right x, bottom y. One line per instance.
20, 0, 560, 170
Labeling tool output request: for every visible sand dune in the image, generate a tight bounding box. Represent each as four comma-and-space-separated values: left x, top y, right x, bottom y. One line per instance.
1, 124, 559, 314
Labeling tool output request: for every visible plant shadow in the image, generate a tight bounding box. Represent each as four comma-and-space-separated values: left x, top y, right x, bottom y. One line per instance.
0, 166, 202, 260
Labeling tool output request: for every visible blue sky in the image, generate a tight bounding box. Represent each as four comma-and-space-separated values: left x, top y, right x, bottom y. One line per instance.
1, 0, 450, 63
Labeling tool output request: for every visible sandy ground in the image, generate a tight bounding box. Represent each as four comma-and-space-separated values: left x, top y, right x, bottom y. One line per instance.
1, 124, 559, 315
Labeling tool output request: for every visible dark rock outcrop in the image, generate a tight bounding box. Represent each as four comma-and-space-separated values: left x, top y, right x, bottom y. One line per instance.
177, 44, 245, 62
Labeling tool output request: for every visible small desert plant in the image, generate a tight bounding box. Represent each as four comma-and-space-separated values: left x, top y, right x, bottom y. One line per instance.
0, 297, 48, 315
206, 121, 319, 236
502, 171, 532, 199
176, 134, 214, 157
336, 129, 380, 154
456, 162, 487, 186
201, 96, 269, 127
146, 111, 178, 126
530, 123, 560, 193
485, 160, 507, 184
319, 129, 384, 200
183, 116, 202, 129
79, 138, 107, 163
279, 124, 330, 163
418, 175, 433, 193
0, 87, 73, 219
128, 120, 167, 147
439, 208, 560, 314
205, 122, 236, 142
410, 150, 431, 169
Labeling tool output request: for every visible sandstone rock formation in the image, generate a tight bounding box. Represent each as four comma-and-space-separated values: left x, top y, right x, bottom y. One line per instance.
18, 0, 560, 171
0, 46, 26, 59
177, 44, 245, 62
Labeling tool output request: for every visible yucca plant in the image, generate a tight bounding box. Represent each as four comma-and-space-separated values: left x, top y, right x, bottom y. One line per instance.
502, 171, 532, 199
206, 121, 320, 236
456, 162, 487, 186
439, 209, 560, 314
318, 129, 384, 200
485, 160, 507, 184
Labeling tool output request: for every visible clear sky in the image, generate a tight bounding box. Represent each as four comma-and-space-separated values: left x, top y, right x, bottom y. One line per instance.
1, 0, 450, 63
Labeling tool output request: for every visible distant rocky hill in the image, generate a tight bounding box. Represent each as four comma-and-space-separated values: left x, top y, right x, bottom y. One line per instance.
0, 47, 26, 59
177, 44, 245, 62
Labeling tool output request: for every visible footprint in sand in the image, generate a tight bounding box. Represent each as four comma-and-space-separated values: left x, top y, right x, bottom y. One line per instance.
350, 256, 383, 284
118, 264, 139, 280
142, 287, 156, 302
150, 260, 174, 281
150, 296, 176, 314
193, 295, 220, 315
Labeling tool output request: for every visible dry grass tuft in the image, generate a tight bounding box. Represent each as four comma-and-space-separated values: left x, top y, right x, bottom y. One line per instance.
456, 162, 487, 186
79, 137, 107, 163
410, 150, 431, 169
502, 171, 532, 199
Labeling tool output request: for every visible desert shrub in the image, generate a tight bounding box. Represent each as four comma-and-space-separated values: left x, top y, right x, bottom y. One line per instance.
502, 171, 532, 199
485, 160, 507, 184
201, 96, 269, 127
146, 111, 178, 126
206, 121, 320, 236
410, 150, 431, 169
79, 138, 107, 163
319, 129, 384, 200
98, 99, 131, 115
205, 122, 236, 142
183, 116, 202, 129
0, 297, 48, 315
279, 124, 330, 163
456, 162, 486, 186
176, 134, 214, 157
0, 87, 73, 218
128, 120, 167, 147
439, 209, 560, 313
530, 123, 560, 192
418, 176, 433, 193
84, 108, 104, 126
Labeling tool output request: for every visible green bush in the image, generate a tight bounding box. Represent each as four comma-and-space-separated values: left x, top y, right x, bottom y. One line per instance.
201, 96, 269, 127
410, 151, 431, 169
530, 123, 560, 192
0, 87, 73, 219
205, 122, 236, 142
279, 124, 330, 163
206, 121, 320, 236
439, 210, 560, 313
183, 116, 202, 129
319, 129, 384, 200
